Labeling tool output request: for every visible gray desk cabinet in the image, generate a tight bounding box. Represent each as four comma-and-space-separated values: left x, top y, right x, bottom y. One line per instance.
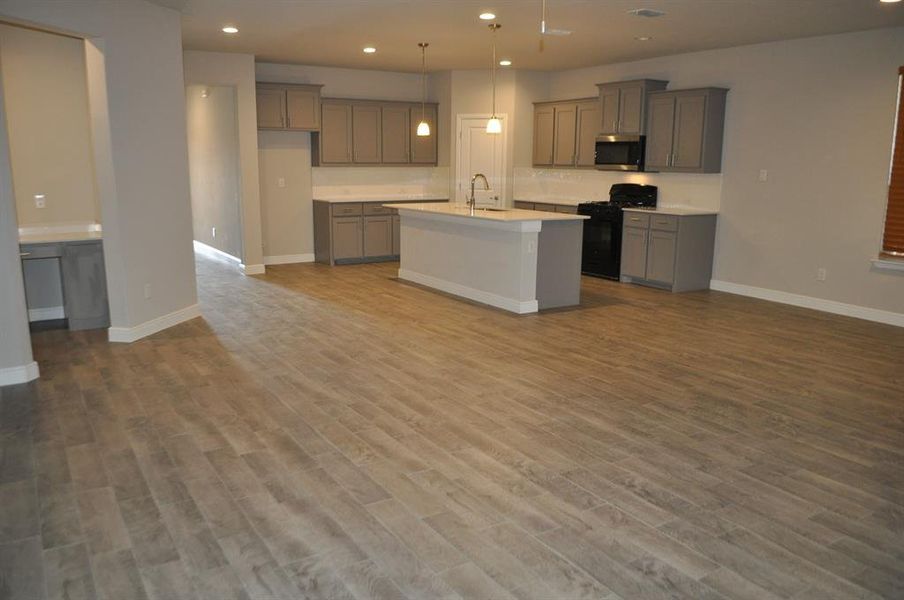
314, 199, 447, 265
620, 212, 717, 292
20, 239, 110, 330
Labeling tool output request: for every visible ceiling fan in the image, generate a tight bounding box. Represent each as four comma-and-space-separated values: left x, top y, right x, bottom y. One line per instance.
539, 0, 572, 52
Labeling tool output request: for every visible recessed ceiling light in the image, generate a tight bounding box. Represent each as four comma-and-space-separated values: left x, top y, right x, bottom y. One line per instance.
221, 26, 239, 34
628, 8, 665, 18
635, 36, 652, 41
363, 46, 377, 54
479, 12, 496, 20
499, 59, 512, 66
879, 0, 901, 3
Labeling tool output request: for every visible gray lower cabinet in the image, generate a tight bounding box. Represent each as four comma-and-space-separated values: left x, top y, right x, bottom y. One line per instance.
314, 199, 446, 265
514, 201, 580, 215
620, 211, 717, 292
364, 215, 393, 258
20, 239, 110, 330
331, 216, 364, 261
392, 215, 401, 256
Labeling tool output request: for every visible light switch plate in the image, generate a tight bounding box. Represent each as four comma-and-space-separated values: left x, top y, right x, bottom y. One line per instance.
758, 169, 768, 182
34, 194, 46, 209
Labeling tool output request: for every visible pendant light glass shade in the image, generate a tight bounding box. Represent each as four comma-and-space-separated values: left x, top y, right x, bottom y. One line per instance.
486, 24, 501, 135
417, 42, 431, 137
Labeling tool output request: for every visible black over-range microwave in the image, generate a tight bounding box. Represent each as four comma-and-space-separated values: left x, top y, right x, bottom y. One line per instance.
594, 135, 646, 172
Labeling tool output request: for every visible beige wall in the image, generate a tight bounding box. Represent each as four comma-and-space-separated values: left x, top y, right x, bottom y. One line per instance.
1, 0, 199, 333
186, 84, 243, 258
0, 24, 99, 226
545, 27, 904, 317
183, 50, 264, 269
258, 130, 313, 260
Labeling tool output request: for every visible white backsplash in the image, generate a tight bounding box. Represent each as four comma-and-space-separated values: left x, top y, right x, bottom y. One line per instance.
513, 167, 723, 210
312, 166, 450, 198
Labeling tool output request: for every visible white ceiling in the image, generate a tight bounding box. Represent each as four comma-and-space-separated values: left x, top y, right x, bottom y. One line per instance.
165, 0, 904, 72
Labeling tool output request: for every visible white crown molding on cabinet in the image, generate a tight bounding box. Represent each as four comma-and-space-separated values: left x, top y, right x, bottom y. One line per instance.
0, 361, 40, 386
28, 306, 65, 322
399, 268, 539, 314
108, 303, 202, 343
710, 279, 904, 328
263, 254, 315, 265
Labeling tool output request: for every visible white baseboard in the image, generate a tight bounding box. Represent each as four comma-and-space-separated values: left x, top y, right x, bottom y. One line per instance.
263, 253, 315, 265
28, 306, 65, 322
399, 268, 538, 314
0, 361, 40, 386
193, 240, 241, 263
710, 280, 904, 328
108, 303, 202, 343
240, 263, 265, 275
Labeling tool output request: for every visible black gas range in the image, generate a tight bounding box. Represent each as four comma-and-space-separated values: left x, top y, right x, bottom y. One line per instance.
578, 184, 658, 279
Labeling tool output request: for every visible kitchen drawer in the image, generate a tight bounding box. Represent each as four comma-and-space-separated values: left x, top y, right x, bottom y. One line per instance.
556, 205, 578, 214
363, 203, 394, 216
20, 243, 62, 259
331, 203, 363, 216
513, 201, 535, 210
649, 214, 679, 232
623, 212, 650, 228
533, 202, 559, 213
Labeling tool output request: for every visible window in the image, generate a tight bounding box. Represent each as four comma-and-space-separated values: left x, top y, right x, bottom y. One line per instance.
881, 67, 904, 258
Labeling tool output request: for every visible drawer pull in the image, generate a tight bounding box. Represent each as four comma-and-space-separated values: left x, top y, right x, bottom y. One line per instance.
19, 252, 31, 257
629, 217, 641, 222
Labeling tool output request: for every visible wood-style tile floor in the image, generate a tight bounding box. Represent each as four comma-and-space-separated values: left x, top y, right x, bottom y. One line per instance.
2, 253, 903, 600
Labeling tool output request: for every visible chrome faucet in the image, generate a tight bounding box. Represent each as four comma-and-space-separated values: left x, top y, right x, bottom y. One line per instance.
469, 173, 490, 211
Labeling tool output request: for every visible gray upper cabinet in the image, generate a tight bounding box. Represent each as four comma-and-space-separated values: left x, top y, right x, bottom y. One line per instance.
256, 86, 286, 129
533, 99, 597, 168
596, 79, 668, 135
553, 103, 577, 166
575, 100, 600, 167
352, 104, 382, 163
256, 83, 322, 131
286, 85, 322, 130
644, 88, 728, 173
645, 95, 676, 171
316, 99, 438, 167
410, 104, 438, 164
381, 104, 410, 164
533, 104, 555, 166
319, 101, 353, 164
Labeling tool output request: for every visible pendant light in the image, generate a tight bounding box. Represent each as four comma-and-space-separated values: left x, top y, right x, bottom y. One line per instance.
416, 42, 431, 137
486, 23, 502, 134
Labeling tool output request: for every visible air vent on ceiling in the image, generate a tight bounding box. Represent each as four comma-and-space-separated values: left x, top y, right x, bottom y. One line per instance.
628, 8, 666, 18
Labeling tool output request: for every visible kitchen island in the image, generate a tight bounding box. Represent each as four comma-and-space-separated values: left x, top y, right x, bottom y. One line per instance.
384, 203, 588, 314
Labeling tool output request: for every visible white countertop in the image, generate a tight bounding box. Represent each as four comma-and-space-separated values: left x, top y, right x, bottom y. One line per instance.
385, 202, 588, 222
314, 194, 449, 204
19, 223, 103, 244
623, 207, 719, 216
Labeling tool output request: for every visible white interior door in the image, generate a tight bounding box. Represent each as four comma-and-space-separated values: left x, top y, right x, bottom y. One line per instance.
456, 116, 506, 207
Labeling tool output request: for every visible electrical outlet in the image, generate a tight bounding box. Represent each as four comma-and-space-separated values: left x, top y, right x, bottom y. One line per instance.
34, 194, 46, 209
144, 284, 152, 299
277, 177, 286, 188
758, 169, 768, 182
817, 268, 827, 281
212, 226, 216, 238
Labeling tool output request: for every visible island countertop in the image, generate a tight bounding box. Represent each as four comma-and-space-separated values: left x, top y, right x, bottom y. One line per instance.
384, 202, 588, 223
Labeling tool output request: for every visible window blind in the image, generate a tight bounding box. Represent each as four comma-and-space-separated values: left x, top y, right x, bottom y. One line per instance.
881, 67, 904, 257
